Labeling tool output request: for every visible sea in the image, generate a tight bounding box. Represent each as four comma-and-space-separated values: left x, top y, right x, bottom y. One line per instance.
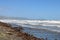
11, 23, 60, 40
0, 19, 60, 40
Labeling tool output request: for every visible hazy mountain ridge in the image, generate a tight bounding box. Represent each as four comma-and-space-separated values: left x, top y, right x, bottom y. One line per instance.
0, 16, 60, 20
0, 16, 29, 20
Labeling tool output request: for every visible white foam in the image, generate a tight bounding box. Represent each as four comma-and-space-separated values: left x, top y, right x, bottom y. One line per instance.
0, 19, 60, 32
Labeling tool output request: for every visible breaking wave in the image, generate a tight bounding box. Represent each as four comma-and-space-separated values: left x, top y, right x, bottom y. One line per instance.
0, 19, 60, 32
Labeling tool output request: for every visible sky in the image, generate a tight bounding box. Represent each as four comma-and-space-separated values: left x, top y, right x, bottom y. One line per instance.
0, 0, 60, 20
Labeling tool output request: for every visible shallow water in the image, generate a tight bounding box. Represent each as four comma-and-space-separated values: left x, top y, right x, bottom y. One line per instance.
22, 27, 60, 40
10, 23, 60, 40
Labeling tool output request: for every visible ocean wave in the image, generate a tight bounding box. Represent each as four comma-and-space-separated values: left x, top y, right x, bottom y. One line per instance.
0, 19, 60, 32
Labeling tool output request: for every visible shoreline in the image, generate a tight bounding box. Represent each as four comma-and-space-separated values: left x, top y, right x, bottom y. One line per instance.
0, 22, 44, 40
0, 21, 60, 40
